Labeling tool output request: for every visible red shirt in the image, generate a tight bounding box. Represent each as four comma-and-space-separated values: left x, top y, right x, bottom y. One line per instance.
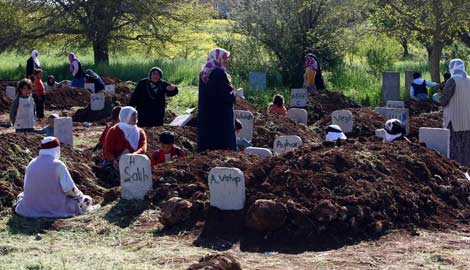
268, 104, 287, 116
99, 123, 113, 145
33, 79, 46, 96
103, 125, 147, 161
150, 146, 185, 166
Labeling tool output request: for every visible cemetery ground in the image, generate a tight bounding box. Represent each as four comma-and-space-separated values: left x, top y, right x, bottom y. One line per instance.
1, 76, 470, 269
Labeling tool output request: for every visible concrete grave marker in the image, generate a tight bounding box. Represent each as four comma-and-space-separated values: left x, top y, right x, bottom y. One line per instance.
375, 129, 385, 140
235, 110, 254, 141
84, 83, 95, 93
331, 110, 354, 133
419, 128, 450, 158
248, 72, 267, 90
290, 88, 308, 108
105, 85, 116, 94
382, 72, 401, 103
273, 135, 303, 154
90, 93, 105, 111
287, 108, 308, 125
375, 108, 410, 135
6, 86, 16, 100
170, 114, 193, 126
386, 100, 405, 109
244, 147, 273, 158
208, 167, 245, 210
119, 154, 152, 200
405, 71, 417, 92
54, 117, 73, 147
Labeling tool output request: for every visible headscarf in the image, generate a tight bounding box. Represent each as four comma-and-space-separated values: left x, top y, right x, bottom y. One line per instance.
31, 50, 40, 68
304, 53, 318, 71
39, 137, 60, 160
200, 48, 230, 83
148, 67, 163, 81
449, 59, 468, 79
325, 125, 347, 141
384, 119, 405, 142
69, 53, 77, 73
118, 106, 140, 150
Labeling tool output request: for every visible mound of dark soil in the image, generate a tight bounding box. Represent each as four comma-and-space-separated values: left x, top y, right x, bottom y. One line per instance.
315, 108, 385, 137
100, 75, 136, 94
305, 90, 361, 124
409, 111, 443, 139
405, 99, 440, 116
46, 87, 91, 110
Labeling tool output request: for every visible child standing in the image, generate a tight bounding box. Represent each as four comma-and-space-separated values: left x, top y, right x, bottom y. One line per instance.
150, 131, 185, 166
10, 79, 36, 133
267, 94, 287, 116
235, 119, 252, 151
33, 69, 46, 119
35, 114, 59, 136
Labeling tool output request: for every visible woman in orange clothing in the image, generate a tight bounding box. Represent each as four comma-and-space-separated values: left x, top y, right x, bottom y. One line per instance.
33, 69, 46, 119
267, 94, 287, 116
304, 54, 318, 93
103, 106, 147, 177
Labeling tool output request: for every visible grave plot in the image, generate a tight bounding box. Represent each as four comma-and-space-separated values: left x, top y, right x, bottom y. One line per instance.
45, 87, 91, 110
408, 111, 443, 139
100, 75, 136, 94
305, 90, 361, 125
405, 98, 440, 116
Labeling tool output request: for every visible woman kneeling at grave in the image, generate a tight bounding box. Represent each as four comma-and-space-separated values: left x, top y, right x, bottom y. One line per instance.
103, 106, 147, 182
383, 119, 409, 143
198, 48, 237, 152
15, 137, 95, 218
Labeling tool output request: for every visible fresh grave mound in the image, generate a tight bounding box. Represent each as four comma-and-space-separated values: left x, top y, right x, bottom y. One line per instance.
409, 111, 443, 139
243, 138, 469, 250
100, 75, 136, 94
187, 253, 242, 270
305, 90, 361, 124
46, 87, 91, 110
405, 98, 440, 116
315, 108, 385, 138
252, 113, 320, 148
72, 95, 124, 124
0, 133, 107, 212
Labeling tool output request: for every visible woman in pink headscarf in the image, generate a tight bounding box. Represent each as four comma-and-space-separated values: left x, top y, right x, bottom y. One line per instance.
197, 48, 237, 152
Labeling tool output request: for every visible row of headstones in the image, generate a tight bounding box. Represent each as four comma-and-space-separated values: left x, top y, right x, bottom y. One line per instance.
382, 71, 418, 103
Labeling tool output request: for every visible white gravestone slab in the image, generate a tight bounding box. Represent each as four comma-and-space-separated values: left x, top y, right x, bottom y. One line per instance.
290, 88, 308, 108
382, 72, 401, 103
119, 154, 153, 200
235, 110, 254, 142
105, 85, 116, 94
273, 135, 303, 155
84, 83, 95, 93
244, 147, 273, 158
90, 93, 105, 111
375, 129, 385, 140
170, 114, 193, 126
331, 110, 354, 133
6, 86, 16, 100
419, 128, 450, 158
54, 117, 73, 147
287, 108, 308, 125
386, 100, 405, 109
248, 72, 267, 90
208, 167, 245, 210
375, 108, 410, 135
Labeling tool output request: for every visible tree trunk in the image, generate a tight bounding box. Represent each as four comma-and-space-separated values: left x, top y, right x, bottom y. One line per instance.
400, 38, 409, 57
93, 38, 109, 66
427, 44, 443, 83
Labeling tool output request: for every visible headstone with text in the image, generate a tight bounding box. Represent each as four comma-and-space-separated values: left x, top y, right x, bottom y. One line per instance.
290, 88, 308, 108
331, 110, 354, 133
273, 135, 303, 154
90, 93, 105, 111
235, 110, 254, 141
119, 154, 153, 200
208, 167, 245, 210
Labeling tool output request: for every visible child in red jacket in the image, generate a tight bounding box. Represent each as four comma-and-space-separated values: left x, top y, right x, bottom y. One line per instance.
151, 131, 185, 166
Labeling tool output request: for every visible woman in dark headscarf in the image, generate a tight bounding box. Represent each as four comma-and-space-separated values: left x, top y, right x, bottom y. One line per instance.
197, 48, 237, 152
128, 67, 179, 127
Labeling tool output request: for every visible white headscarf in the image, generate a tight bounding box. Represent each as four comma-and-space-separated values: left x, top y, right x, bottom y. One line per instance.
325, 125, 347, 141
118, 106, 140, 150
39, 137, 60, 160
31, 50, 40, 67
449, 59, 468, 79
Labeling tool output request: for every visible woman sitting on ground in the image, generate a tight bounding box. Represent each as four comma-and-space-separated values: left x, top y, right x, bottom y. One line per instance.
267, 94, 287, 116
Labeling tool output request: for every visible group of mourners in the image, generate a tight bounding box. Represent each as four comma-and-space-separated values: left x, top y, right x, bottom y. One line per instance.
9, 48, 470, 219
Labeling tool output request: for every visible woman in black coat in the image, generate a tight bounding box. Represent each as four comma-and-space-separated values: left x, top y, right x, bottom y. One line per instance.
129, 67, 178, 127
26, 50, 41, 80
197, 48, 237, 152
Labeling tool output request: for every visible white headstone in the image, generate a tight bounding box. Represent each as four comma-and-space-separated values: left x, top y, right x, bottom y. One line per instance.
386, 100, 405, 109
331, 110, 354, 133
84, 83, 95, 93
6, 86, 16, 100
248, 72, 267, 90
119, 154, 153, 200
208, 167, 245, 210
382, 72, 401, 103
375, 129, 385, 140
290, 89, 308, 108
273, 135, 303, 155
90, 93, 105, 111
236, 88, 245, 99
235, 110, 254, 141
287, 108, 308, 125
170, 114, 193, 126
105, 85, 116, 94
419, 128, 450, 158
244, 147, 273, 158
54, 117, 73, 147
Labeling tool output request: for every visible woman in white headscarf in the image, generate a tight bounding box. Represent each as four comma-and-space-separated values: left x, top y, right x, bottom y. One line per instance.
441, 59, 470, 165
102, 106, 147, 183
26, 50, 41, 80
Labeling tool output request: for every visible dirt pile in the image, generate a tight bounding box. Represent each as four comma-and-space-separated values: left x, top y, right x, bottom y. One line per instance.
405, 99, 440, 116
100, 75, 136, 94
315, 108, 385, 137
0, 133, 107, 212
409, 111, 443, 139
46, 87, 91, 110
305, 90, 361, 124
72, 95, 121, 124
187, 254, 242, 270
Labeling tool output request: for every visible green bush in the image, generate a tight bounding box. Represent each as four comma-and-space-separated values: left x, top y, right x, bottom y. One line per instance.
365, 44, 398, 77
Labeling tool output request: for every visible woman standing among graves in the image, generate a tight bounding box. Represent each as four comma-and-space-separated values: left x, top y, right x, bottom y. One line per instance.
26, 50, 41, 80
129, 67, 179, 127
197, 48, 237, 152
441, 59, 470, 166
303, 53, 326, 93
68, 52, 85, 88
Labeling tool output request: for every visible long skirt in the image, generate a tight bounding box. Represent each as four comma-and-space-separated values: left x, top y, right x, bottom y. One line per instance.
449, 124, 470, 166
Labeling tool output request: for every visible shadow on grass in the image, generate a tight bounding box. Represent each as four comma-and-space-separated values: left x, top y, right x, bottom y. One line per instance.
7, 214, 56, 235
104, 199, 148, 228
